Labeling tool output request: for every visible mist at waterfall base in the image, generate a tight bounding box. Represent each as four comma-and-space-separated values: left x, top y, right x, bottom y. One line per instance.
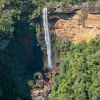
43, 7, 53, 69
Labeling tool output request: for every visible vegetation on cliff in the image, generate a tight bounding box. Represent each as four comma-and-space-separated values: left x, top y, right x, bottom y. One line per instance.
0, 0, 99, 100
50, 38, 100, 100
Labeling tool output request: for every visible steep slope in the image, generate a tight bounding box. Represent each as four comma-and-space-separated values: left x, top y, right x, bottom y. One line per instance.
53, 14, 100, 43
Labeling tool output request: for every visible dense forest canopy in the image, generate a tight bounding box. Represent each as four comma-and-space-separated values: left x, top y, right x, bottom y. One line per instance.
0, 0, 100, 100
50, 39, 100, 100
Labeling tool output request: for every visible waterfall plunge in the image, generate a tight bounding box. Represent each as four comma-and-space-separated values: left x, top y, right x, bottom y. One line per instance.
43, 7, 52, 69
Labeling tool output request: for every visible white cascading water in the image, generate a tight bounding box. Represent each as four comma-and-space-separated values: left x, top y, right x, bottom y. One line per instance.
43, 7, 52, 69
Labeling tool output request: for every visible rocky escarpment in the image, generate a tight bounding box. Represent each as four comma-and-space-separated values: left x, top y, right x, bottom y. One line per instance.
38, 2, 100, 67
38, 2, 100, 81
53, 14, 100, 43
48, 2, 100, 43
49, 2, 100, 14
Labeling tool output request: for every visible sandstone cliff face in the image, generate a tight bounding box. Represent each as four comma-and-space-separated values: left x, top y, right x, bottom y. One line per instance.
47, 2, 100, 44
53, 13, 100, 43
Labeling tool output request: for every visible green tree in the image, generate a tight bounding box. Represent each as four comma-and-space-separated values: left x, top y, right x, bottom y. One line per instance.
50, 39, 100, 100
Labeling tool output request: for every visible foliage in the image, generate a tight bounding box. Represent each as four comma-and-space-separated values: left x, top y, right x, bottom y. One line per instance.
0, 0, 43, 99
0, 0, 20, 38
0, 0, 99, 100
0, 9, 20, 38
50, 38, 100, 100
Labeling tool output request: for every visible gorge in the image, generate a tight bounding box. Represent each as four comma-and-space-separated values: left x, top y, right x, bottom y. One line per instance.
0, 0, 100, 100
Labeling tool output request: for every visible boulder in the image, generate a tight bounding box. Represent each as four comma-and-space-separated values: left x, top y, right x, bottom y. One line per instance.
31, 89, 43, 97
52, 67, 59, 77
43, 85, 51, 97
47, 71, 52, 79
36, 79, 44, 89
34, 72, 43, 80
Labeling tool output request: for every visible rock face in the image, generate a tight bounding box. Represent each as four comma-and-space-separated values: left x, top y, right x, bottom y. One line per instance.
50, 13, 100, 43
50, 2, 100, 14
31, 67, 59, 100
34, 72, 43, 80
81, 3, 100, 14
47, 2, 100, 43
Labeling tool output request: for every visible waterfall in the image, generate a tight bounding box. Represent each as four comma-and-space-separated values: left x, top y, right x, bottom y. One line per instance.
42, 7, 52, 69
